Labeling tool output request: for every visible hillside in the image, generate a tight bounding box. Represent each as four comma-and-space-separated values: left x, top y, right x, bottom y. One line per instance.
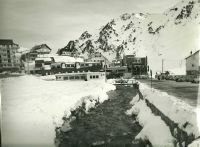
63, 0, 200, 74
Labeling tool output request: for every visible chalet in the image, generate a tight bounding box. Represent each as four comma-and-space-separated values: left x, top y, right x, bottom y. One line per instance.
185, 50, 200, 76
22, 44, 51, 61
87, 52, 112, 68
0, 39, 20, 72
123, 55, 148, 75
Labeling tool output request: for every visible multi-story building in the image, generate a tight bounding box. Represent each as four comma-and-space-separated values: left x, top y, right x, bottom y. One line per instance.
185, 50, 200, 76
0, 39, 20, 72
87, 52, 112, 68
123, 55, 148, 75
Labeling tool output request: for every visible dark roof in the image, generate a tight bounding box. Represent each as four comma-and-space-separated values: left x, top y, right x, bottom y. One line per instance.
125, 55, 146, 59
125, 55, 135, 57
0, 39, 15, 45
31, 44, 52, 51
185, 50, 200, 59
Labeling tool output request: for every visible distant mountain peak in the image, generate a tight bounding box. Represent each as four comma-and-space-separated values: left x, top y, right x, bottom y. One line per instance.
79, 31, 92, 40
61, 0, 200, 72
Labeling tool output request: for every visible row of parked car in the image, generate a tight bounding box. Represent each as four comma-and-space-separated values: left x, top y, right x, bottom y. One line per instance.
156, 73, 199, 83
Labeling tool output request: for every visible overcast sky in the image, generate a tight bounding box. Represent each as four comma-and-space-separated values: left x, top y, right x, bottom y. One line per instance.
0, 0, 179, 51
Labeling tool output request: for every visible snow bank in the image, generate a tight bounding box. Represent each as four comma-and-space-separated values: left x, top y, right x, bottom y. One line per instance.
1, 75, 115, 146
71, 92, 108, 114
139, 82, 199, 137
127, 94, 175, 146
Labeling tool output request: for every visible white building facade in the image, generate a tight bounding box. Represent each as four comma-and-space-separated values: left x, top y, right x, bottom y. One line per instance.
0, 39, 20, 72
185, 50, 200, 75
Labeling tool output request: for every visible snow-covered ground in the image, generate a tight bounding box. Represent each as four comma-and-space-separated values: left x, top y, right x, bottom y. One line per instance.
130, 82, 200, 146
1, 75, 115, 146
126, 94, 175, 147
139, 82, 200, 137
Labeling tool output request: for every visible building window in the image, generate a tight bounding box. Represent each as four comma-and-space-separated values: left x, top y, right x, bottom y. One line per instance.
90, 75, 93, 79
64, 77, 68, 80
75, 76, 79, 79
69, 76, 74, 79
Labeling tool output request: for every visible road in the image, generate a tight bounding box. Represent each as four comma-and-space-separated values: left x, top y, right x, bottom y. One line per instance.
138, 79, 199, 107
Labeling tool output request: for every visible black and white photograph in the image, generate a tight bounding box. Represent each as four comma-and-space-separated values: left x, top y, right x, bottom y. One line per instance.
0, 0, 200, 147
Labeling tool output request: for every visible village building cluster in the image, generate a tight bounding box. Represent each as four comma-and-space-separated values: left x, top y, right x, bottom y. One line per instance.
0, 39, 150, 78
0, 39, 199, 81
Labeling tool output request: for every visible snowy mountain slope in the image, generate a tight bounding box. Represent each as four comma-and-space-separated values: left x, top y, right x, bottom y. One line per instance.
63, 0, 200, 73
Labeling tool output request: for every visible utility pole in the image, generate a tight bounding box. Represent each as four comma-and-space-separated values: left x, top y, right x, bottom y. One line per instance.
150, 69, 152, 90
105, 57, 107, 82
27, 52, 30, 74
162, 59, 164, 73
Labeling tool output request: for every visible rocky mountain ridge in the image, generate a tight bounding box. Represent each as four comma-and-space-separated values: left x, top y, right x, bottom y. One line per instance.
61, 0, 200, 73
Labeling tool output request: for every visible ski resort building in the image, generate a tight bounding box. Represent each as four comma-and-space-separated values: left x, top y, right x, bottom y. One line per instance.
0, 39, 21, 72
55, 72, 105, 81
185, 50, 200, 76
123, 55, 148, 75
22, 44, 52, 62
87, 52, 112, 68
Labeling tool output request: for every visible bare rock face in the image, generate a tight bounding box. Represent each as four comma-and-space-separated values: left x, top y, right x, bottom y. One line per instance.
61, 0, 200, 71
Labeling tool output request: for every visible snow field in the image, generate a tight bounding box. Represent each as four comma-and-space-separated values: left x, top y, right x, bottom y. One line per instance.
126, 94, 175, 146
1, 75, 115, 146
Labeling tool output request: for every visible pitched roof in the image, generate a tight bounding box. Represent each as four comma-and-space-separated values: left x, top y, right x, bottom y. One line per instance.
0, 39, 15, 45
31, 44, 52, 51
185, 50, 200, 59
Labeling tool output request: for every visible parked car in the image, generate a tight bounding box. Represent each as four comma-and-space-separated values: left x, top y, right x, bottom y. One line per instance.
140, 75, 149, 79
156, 71, 171, 80
191, 77, 200, 83
175, 76, 186, 82
185, 75, 196, 82
165, 75, 173, 80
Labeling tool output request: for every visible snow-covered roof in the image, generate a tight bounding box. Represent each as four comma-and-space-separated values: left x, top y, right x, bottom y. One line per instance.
185, 50, 200, 59
31, 44, 51, 51
51, 55, 84, 63
35, 57, 52, 62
